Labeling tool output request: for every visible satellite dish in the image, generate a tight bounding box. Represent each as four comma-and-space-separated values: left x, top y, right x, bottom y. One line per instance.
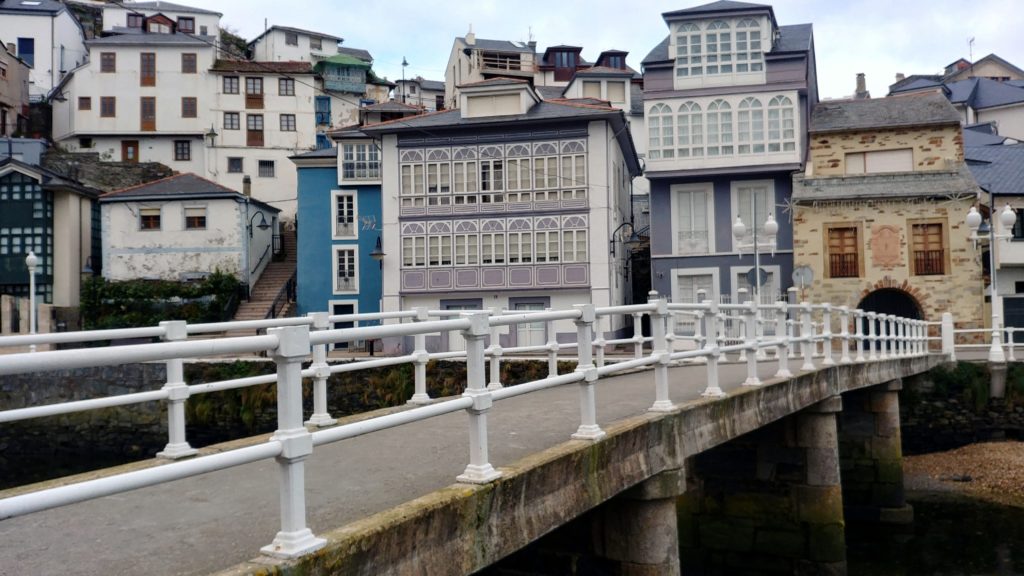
792, 265, 814, 289
746, 267, 769, 288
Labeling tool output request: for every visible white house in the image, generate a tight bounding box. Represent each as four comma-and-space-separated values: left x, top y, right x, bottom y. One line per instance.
0, 0, 87, 100
100, 172, 279, 289
247, 25, 342, 63
395, 76, 445, 111
100, 0, 222, 39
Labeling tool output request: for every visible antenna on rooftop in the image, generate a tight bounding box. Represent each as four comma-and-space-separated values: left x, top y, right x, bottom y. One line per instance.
968, 37, 975, 63
528, 26, 534, 43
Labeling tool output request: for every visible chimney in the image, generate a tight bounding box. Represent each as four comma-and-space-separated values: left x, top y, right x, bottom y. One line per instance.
465, 25, 475, 46
895, 72, 905, 82
6, 43, 14, 56
528, 40, 537, 52
855, 72, 870, 99
242, 175, 251, 197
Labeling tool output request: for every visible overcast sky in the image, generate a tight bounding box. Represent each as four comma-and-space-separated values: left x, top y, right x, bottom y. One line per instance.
212, 0, 1024, 100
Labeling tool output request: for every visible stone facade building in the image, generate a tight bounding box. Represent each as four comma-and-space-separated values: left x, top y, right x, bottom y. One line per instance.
792, 92, 984, 330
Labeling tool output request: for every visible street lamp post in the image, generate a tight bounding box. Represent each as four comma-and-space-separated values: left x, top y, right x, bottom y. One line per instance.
25, 251, 38, 353
732, 203, 779, 357
966, 204, 1017, 363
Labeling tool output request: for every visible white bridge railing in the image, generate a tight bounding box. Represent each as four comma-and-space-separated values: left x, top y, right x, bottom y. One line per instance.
0, 295, 942, 560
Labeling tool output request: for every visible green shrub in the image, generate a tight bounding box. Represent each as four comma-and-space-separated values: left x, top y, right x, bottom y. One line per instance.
81, 271, 242, 330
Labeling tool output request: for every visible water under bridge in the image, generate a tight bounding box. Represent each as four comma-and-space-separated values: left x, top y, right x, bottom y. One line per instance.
0, 299, 957, 575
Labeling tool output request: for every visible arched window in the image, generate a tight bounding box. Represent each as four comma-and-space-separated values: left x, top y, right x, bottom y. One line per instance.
648, 103, 675, 159
705, 21, 732, 75
677, 101, 703, 158
768, 96, 796, 152
706, 99, 733, 156
735, 19, 763, 73
674, 23, 702, 77
738, 97, 764, 154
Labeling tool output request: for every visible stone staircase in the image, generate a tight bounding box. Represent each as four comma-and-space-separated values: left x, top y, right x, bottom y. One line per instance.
231, 228, 297, 328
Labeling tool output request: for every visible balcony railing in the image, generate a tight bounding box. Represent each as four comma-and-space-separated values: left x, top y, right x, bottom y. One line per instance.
676, 230, 710, 255
828, 253, 859, 278
913, 249, 944, 275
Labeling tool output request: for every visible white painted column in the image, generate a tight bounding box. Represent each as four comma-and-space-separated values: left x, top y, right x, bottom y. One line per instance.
572, 304, 605, 440
839, 306, 852, 364
487, 307, 503, 391
941, 312, 956, 361
701, 299, 726, 398
546, 310, 559, 377
800, 303, 815, 371
156, 320, 197, 459
854, 309, 866, 362
594, 314, 607, 368
305, 312, 336, 427
867, 312, 878, 361
822, 304, 836, 367
633, 312, 644, 359
649, 296, 675, 411
261, 325, 325, 559
409, 307, 431, 404
457, 312, 501, 484
879, 315, 890, 360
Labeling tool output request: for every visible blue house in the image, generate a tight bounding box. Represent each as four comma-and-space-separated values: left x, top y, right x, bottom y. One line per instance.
640, 1, 818, 305
292, 128, 386, 348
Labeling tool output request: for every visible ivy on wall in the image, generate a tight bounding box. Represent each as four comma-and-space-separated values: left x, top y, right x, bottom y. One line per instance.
81, 271, 242, 330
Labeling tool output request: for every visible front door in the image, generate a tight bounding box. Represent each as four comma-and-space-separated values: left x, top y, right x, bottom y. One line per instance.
514, 302, 546, 347
332, 303, 356, 350
121, 140, 139, 163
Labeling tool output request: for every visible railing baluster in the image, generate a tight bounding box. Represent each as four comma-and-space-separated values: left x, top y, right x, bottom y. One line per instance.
261, 325, 325, 558
649, 296, 675, 411
409, 308, 431, 404
941, 312, 956, 361
156, 321, 197, 459
822, 304, 835, 367
854, 309, 865, 362
800, 303, 815, 371
487, 307, 503, 391
774, 301, 792, 379
839, 306, 852, 364
701, 299, 725, 398
737, 288, 749, 363
633, 312, 644, 359
1008, 328, 1016, 362
879, 314, 890, 360
594, 315, 607, 368
742, 300, 760, 386
305, 312, 336, 427
571, 304, 604, 439
456, 313, 501, 484
867, 312, 878, 361
546, 310, 559, 377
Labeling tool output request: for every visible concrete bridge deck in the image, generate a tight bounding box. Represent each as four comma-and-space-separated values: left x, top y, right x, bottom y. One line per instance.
0, 354, 944, 576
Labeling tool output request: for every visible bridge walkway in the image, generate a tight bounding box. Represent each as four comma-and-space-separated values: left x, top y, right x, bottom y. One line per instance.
0, 356, 913, 576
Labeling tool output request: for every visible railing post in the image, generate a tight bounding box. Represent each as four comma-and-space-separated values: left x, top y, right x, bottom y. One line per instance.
1008, 328, 1017, 362
867, 312, 878, 361
633, 312, 644, 359
649, 296, 675, 411
594, 315, 607, 368
742, 300, 760, 386
487, 307, 503, 391
854, 309, 866, 362
261, 325, 325, 558
304, 312, 336, 427
879, 314, 890, 360
821, 304, 835, 366
457, 312, 501, 484
408, 308, 431, 404
546, 310, 559, 377
839, 306, 852, 364
900, 318, 909, 357
941, 312, 955, 361
737, 288, 749, 363
156, 320, 197, 459
917, 320, 925, 356
701, 299, 725, 398
572, 304, 605, 440
774, 301, 792, 379
801, 302, 815, 371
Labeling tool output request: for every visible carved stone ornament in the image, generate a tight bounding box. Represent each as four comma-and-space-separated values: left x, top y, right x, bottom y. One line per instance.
870, 225, 902, 268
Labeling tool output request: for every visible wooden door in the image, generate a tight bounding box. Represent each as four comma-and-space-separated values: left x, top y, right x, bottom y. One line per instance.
140, 97, 156, 131
121, 140, 139, 163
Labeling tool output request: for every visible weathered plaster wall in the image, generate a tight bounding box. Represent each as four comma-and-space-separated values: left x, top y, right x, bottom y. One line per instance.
792, 198, 984, 328
808, 124, 963, 177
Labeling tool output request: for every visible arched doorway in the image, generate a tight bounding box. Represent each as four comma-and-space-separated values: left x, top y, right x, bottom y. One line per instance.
857, 289, 923, 349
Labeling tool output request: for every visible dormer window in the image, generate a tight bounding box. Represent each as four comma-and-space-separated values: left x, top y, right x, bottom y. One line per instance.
675, 18, 764, 78
148, 21, 171, 34
607, 55, 624, 69
554, 52, 575, 68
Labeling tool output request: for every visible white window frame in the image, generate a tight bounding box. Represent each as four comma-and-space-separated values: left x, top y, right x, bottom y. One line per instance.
331, 190, 358, 240
670, 182, 714, 256
670, 267, 720, 304
729, 179, 775, 252
402, 236, 426, 268
341, 142, 381, 181
333, 247, 359, 294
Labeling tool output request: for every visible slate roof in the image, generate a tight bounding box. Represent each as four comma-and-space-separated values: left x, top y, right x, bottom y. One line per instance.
963, 123, 1008, 147
642, 22, 811, 65
630, 83, 644, 115
87, 32, 213, 46
116, 1, 221, 15
247, 25, 342, 46
945, 77, 1024, 110
0, 0, 65, 14
458, 77, 531, 89
290, 147, 338, 159
457, 37, 533, 53
793, 165, 979, 202
574, 66, 634, 77
965, 144, 1024, 195
102, 173, 279, 212
662, 1, 772, 18
336, 46, 372, 62
361, 100, 422, 112
535, 85, 566, 100
211, 60, 314, 74
418, 78, 444, 91
1008, 80, 1024, 88
809, 92, 960, 133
